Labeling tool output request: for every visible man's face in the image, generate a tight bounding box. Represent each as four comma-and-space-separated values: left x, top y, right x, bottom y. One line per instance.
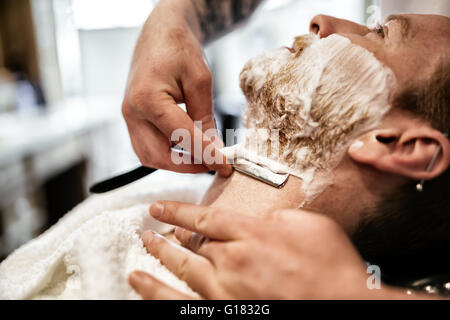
310, 14, 450, 88
236, 13, 449, 215
239, 32, 395, 192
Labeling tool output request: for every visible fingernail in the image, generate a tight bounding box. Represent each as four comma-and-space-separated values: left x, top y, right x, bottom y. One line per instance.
150, 202, 164, 218
129, 271, 151, 288
130, 271, 144, 283
142, 230, 155, 246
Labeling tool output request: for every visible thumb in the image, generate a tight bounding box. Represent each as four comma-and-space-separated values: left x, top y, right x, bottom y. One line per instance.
129, 270, 196, 300
182, 64, 232, 177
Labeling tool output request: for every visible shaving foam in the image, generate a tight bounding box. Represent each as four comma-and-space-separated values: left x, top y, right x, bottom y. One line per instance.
236, 33, 397, 204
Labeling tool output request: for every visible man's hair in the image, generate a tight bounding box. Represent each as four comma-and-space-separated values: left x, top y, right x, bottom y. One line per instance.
352, 60, 450, 283
393, 60, 449, 134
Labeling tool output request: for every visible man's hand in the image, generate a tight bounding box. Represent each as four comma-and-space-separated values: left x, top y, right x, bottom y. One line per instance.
122, 0, 232, 176
129, 201, 403, 299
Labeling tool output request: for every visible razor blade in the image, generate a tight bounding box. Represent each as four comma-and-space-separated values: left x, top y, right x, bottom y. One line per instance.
232, 158, 289, 188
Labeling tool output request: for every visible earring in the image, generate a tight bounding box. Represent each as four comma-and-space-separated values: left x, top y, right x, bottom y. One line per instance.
416, 144, 443, 192
416, 182, 424, 192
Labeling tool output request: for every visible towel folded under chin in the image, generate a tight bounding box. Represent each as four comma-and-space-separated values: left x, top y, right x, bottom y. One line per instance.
0, 170, 214, 299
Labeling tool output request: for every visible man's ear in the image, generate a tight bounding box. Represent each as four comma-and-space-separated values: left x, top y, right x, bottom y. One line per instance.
348, 127, 450, 180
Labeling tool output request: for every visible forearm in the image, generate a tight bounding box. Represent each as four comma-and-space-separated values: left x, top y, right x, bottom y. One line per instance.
190, 0, 264, 43
156, 0, 263, 44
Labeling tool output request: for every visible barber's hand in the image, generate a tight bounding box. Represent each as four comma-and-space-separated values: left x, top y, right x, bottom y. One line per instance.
129, 201, 390, 299
122, 0, 232, 176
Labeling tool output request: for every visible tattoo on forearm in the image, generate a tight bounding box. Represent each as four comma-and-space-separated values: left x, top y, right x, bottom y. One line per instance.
191, 0, 264, 42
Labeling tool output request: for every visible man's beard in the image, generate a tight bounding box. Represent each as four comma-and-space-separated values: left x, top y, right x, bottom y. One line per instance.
238, 33, 396, 197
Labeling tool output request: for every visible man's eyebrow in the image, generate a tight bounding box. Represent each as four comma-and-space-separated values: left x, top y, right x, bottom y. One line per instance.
384, 14, 411, 38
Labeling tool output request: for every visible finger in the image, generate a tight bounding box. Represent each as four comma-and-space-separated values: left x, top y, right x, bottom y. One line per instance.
173, 228, 197, 254
174, 227, 199, 249
136, 94, 231, 177
141, 231, 216, 297
174, 228, 221, 260
182, 58, 214, 128
174, 228, 210, 253
150, 201, 252, 240
126, 117, 209, 173
182, 61, 225, 151
129, 270, 197, 300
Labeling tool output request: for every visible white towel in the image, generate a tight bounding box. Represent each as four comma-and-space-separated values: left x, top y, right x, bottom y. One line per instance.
0, 170, 214, 299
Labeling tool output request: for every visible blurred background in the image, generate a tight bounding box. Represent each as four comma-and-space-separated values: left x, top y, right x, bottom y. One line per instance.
0, 0, 448, 260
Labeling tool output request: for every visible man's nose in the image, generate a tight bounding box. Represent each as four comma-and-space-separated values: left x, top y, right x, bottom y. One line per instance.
309, 15, 369, 38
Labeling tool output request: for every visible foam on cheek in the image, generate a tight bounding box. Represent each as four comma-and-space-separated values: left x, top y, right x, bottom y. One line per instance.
236, 33, 397, 204
240, 49, 292, 93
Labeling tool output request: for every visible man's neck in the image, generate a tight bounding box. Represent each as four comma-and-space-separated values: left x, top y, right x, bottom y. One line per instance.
201, 170, 305, 216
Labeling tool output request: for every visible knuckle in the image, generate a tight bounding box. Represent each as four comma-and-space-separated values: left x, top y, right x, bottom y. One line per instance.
127, 86, 160, 118
163, 202, 177, 220
194, 70, 212, 90
161, 200, 172, 209
121, 101, 133, 119
221, 244, 234, 259
193, 209, 209, 232
128, 85, 147, 108
151, 108, 169, 123
177, 256, 190, 281
225, 247, 247, 269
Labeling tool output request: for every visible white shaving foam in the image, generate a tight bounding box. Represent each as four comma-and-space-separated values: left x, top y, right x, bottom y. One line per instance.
236, 33, 397, 204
